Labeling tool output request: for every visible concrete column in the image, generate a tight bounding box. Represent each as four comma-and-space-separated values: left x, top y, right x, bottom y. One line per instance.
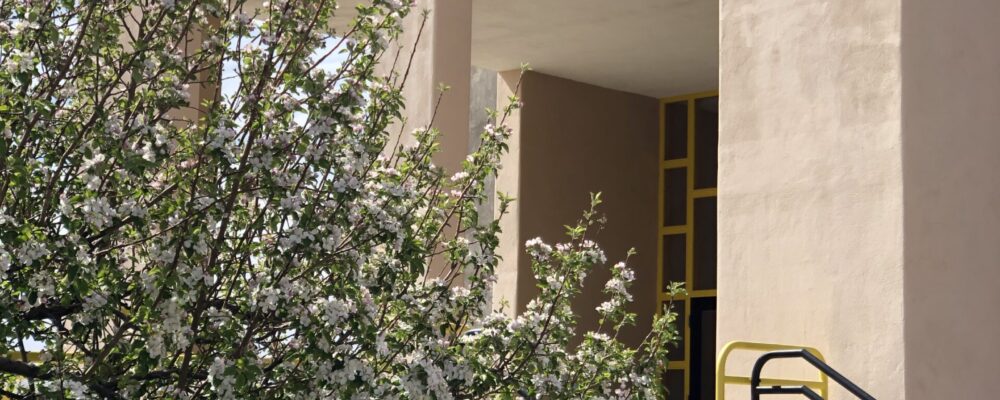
469, 66, 498, 305
177, 19, 220, 125
386, 0, 473, 283
720, 0, 1000, 398
718, 1, 905, 398
492, 71, 523, 315
392, 0, 472, 173
153, 11, 217, 126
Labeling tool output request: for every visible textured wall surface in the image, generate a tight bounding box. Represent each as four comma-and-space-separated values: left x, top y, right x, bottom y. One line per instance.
494, 71, 659, 346
379, 0, 473, 282
901, 1, 1000, 398
469, 66, 499, 294
492, 71, 523, 316
718, 1, 905, 398
387, 0, 472, 172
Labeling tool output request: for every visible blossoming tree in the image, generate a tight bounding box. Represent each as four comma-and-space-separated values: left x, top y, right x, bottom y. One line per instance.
0, 0, 682, 398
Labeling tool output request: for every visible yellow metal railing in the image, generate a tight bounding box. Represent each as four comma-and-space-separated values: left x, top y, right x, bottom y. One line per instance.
716, 341, 830, 400
5, 351, 44, 362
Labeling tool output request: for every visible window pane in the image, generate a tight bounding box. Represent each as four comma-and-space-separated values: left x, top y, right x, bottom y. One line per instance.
664, 101, 687, 160
663, 234, 686, 292
693, 197, 717, 291
694, 96, 718, 189
663, 167, 686, 226
664, 369, 686, 400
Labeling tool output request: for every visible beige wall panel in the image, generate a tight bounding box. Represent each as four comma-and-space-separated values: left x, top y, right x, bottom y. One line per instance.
383, 0, 471, 173
495, 71, 659, 346
378, 0, 472, 282
718, 0, 905, 398
492, 71, 524, 315
428, 0, 473, 172
901, 1, 1000, 398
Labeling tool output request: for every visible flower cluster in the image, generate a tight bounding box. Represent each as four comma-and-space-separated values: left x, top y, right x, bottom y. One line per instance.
0, 0, 679, 398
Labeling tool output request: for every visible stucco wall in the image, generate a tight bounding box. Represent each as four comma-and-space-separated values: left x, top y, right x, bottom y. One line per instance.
718, 1, 905, 398
387, 0, 471, 173
494, 71, 659, 346
901, 1, 1000, 398
381, 0, 473, 282
493, 71, 523, 316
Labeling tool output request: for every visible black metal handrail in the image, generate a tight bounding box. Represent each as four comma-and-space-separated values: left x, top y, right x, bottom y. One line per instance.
750, 349, 876, 400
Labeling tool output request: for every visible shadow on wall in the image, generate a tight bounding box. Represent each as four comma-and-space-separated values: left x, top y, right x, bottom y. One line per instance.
511, 71, 660, 348
901, 1, 1000, 399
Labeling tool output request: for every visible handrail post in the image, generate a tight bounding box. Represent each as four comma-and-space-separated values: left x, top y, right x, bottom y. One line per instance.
749, 349, 876, 400
716, 341, 829, 400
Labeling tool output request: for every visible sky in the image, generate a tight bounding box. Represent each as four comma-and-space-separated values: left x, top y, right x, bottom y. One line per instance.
220, 37, 348, 99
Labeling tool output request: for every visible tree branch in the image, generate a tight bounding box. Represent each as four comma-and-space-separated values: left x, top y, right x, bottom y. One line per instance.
20, 303, 82, 321
0, 358, 49, 379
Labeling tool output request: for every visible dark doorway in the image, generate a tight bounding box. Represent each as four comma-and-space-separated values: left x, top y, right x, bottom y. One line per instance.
689, 297, 717, 399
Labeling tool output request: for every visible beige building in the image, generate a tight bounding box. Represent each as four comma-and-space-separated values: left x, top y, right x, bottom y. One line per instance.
5, 0, 994, 398
378, 0, 1000, 399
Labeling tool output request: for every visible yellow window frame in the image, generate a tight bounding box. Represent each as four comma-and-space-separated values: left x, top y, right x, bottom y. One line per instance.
656, 89, 719, 399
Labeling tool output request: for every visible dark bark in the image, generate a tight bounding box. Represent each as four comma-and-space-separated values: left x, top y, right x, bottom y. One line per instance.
0, 357, 48, 379
19, 303, 82, 321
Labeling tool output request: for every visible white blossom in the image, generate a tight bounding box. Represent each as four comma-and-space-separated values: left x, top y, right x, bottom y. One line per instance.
64, 380, 91, 399
0, 1, 676, 397
0, 249, 10, 279
80, 197, 116, 229
208, 357, 236, 400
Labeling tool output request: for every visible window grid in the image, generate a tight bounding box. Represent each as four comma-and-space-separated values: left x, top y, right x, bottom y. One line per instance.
657, 90, 718, 399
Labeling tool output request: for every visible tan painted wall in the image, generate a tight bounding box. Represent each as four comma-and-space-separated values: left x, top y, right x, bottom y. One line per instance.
161, 16, 218, 126
388, 0, 471, 173
493, 71, 524, 315
901, 1, 1000, 398
718, 0, 905, 398
381, 0, 473, 282
494, 71, 659, 346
